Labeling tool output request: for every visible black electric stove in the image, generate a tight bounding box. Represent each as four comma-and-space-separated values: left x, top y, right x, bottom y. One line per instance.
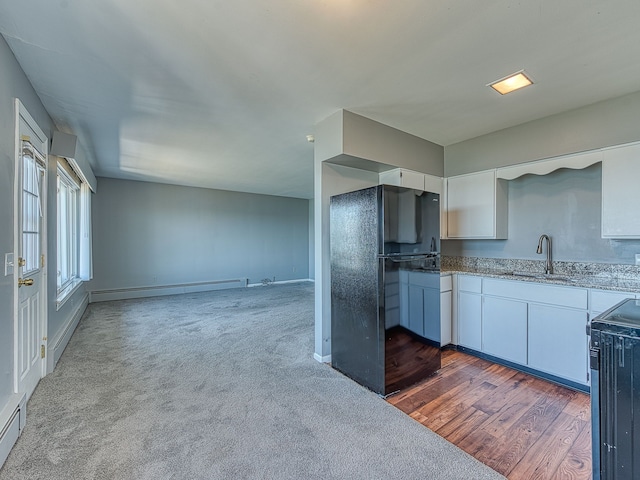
591, 298, 640, 480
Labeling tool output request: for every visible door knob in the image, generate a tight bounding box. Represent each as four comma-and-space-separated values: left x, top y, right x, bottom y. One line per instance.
18, 278, 34, 287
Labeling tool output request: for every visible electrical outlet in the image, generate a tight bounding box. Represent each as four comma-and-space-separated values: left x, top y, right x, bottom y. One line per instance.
635, 254, 640, 266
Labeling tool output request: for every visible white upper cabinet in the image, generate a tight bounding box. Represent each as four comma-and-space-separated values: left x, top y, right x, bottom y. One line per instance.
379, 168, 443, 194
379, 168, 447, 238
423, 174, 443, 195
446, 170, 508, 239
379, 168, 423, 190
602, 143, 640, 238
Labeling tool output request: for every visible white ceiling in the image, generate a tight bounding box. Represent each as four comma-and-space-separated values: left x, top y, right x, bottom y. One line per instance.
1, 1, 639, 199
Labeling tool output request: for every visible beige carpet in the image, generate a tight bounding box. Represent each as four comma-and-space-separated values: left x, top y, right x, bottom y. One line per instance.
0, 283, 504, 479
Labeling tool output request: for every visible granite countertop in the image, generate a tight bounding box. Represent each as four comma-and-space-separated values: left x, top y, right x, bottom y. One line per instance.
440, 265, 640, 294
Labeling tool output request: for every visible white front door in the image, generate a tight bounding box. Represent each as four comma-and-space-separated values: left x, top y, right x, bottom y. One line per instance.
15, 101, 48, 400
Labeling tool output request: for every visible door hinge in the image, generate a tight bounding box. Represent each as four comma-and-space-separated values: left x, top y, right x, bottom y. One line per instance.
40, 345, 46, 359
41, 254, 45, 268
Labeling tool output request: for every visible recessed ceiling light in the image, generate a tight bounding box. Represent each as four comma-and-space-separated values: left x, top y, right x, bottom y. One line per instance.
488, 70, 534, 95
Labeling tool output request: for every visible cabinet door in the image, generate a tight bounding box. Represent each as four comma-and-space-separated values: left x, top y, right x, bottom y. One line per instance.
458, 292, 482, 350
400, 170, 425, 190
399, 272, 409, 328
423, 287, 441, 343
379, 168, 425, 190
447, 170, 499, 239
602, 143, 640, 238
528, 304, 588, 384
482, 296, 528, 365
408, 285, 424, 336
424, 174, 443, 195
440, 178, 448, 239
440, 290, 452, 346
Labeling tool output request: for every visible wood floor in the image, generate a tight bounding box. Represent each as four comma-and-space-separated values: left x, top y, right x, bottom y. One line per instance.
387, 350, 592, 480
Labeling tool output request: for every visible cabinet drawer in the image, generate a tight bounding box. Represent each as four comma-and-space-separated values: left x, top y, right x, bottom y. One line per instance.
408, 271, 439, 288
458, 275, 482, 293
590, 289, 636, 315
483, 278, 587, 309
440, 274, 452, 292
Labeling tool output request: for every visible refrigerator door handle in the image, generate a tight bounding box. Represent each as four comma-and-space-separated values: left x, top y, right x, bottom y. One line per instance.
378, 253, 438, 261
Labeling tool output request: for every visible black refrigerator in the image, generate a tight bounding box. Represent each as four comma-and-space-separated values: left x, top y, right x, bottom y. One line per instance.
330, 184, 441, 396
590, 298, 640, 480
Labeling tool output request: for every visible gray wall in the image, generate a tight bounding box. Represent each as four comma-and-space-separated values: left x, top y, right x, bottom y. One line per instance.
342, 110, 444, 176
313, 110, 445, 360
308, 199, 315, 280
443, 90, 640, 264
445, 91, 640, 176
442, 164, 640, 264
0, 36, 89, 414
90, 178, 310, 291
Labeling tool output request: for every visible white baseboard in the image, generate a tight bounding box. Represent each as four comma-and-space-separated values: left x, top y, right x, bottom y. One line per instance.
90, 278, 248, 303
51, 292, 89, 370
314, 352, 331, 363
0, 393, 26, 469
247, 278, 314, 287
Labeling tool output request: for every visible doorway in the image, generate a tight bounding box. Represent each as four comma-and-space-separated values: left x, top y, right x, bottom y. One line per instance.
14, 99, 48, 400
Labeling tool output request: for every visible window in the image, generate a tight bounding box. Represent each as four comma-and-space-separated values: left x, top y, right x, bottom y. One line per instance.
56, 157, 93, 307
57, 164, 80, 295
21, 141, 46, 276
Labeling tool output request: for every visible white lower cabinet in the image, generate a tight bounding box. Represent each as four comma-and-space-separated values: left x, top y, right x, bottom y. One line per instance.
455, 275, 591, 387
400, 271, 448, 344
440, 290, 452, 345
528, 304, 589, 384
482, 296, 528, 365
458, 291, 482, 350
408, 284, 425, 336
399, 271, 409, 328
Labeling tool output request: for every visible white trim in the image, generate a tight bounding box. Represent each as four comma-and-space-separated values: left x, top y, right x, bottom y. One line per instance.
247, 278, 314, 287
90, 278, 248, 303
50, 292, 89, 370
496, 150, 603, 180
0, 393, 26, 469
314, 353, 331, 363
78, 184, 92, 280
55, 278, 83, 310
493, 143, 640, 181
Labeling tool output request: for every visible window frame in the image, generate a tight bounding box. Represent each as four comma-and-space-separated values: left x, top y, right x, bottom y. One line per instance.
56, 165, 80, 300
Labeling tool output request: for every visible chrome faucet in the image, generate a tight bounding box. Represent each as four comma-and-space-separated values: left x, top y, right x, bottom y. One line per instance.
536, 234, 553, 274
430, 236, 437, 253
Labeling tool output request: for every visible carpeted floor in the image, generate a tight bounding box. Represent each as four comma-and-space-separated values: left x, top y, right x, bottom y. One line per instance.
0, 283, 504, 479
